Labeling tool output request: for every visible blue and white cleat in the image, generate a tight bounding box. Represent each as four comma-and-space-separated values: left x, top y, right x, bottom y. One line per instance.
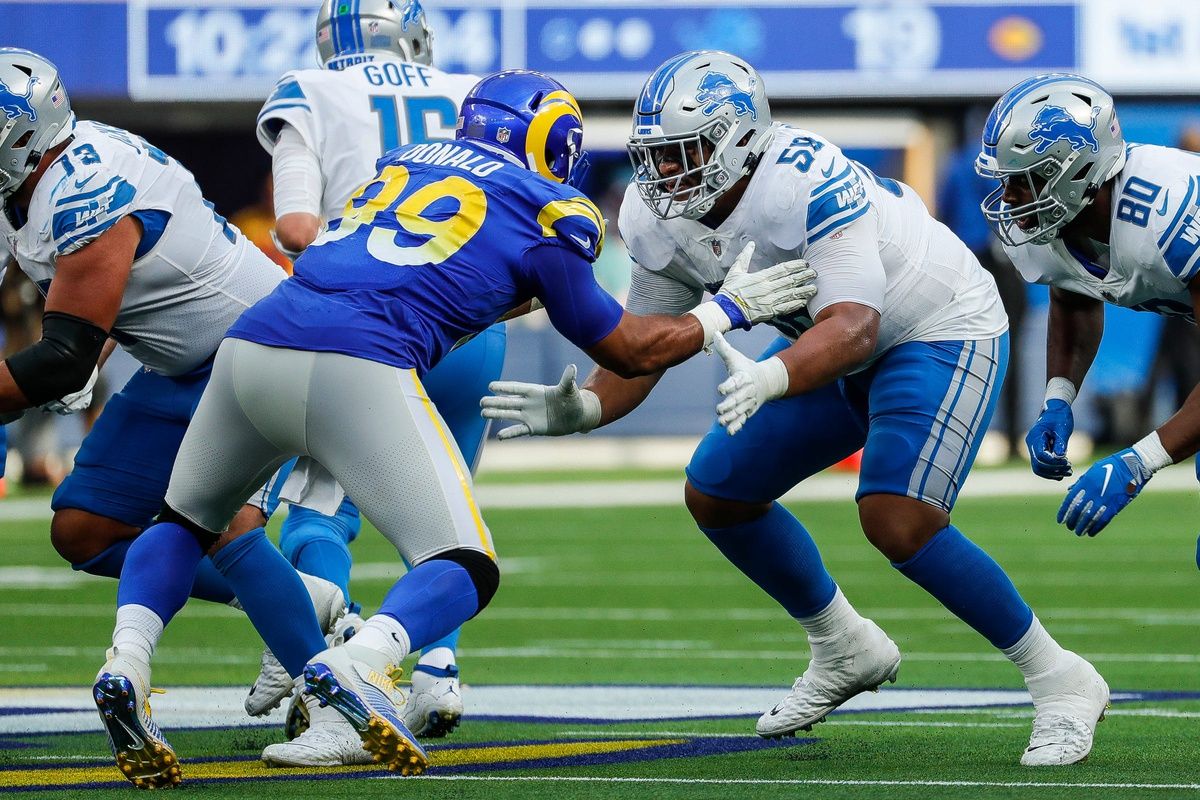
302, 646, 428, 775
93, 648, 181, 789
404, 663, 463, 738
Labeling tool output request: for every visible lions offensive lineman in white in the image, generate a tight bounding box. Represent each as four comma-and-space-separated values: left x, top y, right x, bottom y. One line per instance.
979, 74, 1200, 534
252, 0, 489, 761
483, 51, 1108, 765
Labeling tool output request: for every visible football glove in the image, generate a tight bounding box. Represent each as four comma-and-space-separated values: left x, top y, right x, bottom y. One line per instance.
480, 364, 602, 439
41, 367, 97, 416
1058, 448, 1153, 537
712, 332, 790, 436
1025, 398, 1073, 480
689, 242, 817, 346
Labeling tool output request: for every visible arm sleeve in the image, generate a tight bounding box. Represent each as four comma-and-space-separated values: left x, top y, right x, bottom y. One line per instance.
624, 262, 703, 316
803, 214, 886, 318
272, 123, 324, 219
523, 243, 623, 350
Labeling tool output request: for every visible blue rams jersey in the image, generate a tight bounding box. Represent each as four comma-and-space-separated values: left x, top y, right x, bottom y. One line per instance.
228, 138, 619, 374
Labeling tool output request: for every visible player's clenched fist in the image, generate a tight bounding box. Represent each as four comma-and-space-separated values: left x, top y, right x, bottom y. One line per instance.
481, 364, 602, 439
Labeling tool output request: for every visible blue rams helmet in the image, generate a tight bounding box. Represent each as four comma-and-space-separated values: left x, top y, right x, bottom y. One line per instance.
457, 70, 585, 184
316, 0, 433, 70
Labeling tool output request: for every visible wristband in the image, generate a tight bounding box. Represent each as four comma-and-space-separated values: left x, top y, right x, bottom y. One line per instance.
686, 301, 733, 348
1132, 430, 1173, 473
1044, 377, 1077, 407
760, 356, 791, 402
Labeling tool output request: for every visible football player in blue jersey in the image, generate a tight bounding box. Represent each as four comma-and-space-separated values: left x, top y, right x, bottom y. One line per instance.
979, 75, 1200, 536
92, 69, 817, 784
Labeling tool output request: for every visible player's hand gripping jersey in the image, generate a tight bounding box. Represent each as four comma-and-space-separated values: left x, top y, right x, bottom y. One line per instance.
619, 124, 1008, 360
228, 138, 619, 375
1003, 143, 1200, 321
0, 121, 285, 375
257, 59, 478, 222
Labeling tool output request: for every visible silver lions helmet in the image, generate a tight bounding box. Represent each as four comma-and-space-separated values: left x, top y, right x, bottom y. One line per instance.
628, 51, 772, 220
976, 74, 1125, 246
317, 0, 434, 70
0, 48, 74, 198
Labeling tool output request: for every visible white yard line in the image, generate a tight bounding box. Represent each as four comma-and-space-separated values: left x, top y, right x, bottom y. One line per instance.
404, 775, 1200, 790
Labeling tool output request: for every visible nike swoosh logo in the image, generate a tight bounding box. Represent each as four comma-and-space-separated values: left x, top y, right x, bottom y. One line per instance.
1099, 462, 1114, 495
1157, 190, 1170, 216
74, 174, 95, 190
820, 162, 836, 178
769, 705, 784, 716
114, 717, 145, 750
1025, 743, 1057, 752
569, 233, 591, 250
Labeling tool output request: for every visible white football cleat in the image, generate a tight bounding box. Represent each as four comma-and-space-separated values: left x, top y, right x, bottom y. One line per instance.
756, 618, 901, 738
303, 646, 427, 775
263, 679, 374, 767
404, 663, 463, 738
93, 647, 181, 789
1021, 652, 1109, 766
245, 575, 347, 717
282, 611, 365, 740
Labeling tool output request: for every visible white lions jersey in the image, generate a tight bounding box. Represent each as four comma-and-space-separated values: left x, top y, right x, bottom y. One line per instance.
619, 124, 1007, 362
1004, 143, 1200, 321
256, 58, 478, 221
0, 121, 285, 376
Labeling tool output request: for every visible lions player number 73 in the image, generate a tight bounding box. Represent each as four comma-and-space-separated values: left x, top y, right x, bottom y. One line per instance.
324, 164, 487, 267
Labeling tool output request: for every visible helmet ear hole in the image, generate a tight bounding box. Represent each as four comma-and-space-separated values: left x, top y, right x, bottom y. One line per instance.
11, 130, 33, 150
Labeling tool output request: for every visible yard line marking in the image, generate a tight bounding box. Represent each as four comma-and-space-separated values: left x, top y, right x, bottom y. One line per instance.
404, 775, 1200, 790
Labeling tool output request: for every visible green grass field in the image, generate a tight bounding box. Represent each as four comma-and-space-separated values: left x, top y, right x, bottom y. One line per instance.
2, 481, 1199, 797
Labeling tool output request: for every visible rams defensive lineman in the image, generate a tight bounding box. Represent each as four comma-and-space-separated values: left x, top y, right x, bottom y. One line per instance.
92, 69, 816, 785
978, 74, 1200, 537
251, 0, 490, 753
484, 51, 1108, 766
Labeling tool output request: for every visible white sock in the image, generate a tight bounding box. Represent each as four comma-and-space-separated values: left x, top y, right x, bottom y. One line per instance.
796, 588, 865, 645
345, 615, 410, 670
1002, 616, 1066, 680
112, 604, 164, 665
417, 647, 456, 670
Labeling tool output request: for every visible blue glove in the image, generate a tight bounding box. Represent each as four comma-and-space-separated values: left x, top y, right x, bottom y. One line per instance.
1058, 449, 1153, 536
1025, 399, 1074, 479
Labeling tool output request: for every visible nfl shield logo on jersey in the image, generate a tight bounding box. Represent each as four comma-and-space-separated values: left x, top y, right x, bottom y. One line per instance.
497, 127, 511, 144
711, 240, 722, 257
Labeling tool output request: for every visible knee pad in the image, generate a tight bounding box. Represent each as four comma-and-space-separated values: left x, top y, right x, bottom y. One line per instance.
428, 548, 499, 615
157, 505, 221, 550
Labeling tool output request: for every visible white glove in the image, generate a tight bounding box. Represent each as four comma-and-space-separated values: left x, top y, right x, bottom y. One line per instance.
687, 241, 817, 347
712, 332, 790, 435
41, 367, 98, 416
480, 364, 603, 439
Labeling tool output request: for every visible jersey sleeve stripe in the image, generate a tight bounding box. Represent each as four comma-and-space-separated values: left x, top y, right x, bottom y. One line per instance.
809, 162, 854, 197
266, 79, 306, 104
1157, 176, 1197, 250
257, 101, 311, 122
807, 201, 870, 245
53, 175, 122, 207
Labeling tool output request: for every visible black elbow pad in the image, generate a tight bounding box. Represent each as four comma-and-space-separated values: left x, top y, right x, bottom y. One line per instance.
6, 312, 107, 406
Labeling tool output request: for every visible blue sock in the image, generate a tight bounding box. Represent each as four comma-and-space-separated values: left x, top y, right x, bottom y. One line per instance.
422, 628, 460, 658
698, 502, 837, 618
74, 538, 235, 604
211, 528, 327, 677
377, 560, 478, 652
115, 523, 204, 626
893, 525, 1033, 649
279, 502, 359, 604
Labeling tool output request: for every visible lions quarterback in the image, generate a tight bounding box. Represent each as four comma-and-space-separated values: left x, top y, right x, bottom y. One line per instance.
0, 47, 346, 636
252, 0, 494, 753
483, 51, 1108, 766
91, 69, 816, 786
978, 74, 1200, 538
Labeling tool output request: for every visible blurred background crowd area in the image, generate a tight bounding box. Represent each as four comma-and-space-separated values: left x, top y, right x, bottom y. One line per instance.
5, 0, 1200, 483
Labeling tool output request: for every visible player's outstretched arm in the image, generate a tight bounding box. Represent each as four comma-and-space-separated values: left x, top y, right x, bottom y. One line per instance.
1027, 288, 1104, 479
1057, 276, 1200, 536
713, 301, 880, 435
0, 217, 137, 414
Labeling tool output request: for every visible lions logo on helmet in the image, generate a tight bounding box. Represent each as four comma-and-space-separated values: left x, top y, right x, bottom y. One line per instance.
0, 76, 38, 122
316, 0, 434, 69
695, 71, 758, 121
0, 49, 74, 197
1029, 105, 1101, 154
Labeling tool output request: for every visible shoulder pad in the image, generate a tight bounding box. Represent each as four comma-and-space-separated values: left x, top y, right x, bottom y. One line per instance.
537, 192, 605, 261
1153, 172, 1200, 282
617, 182, 677, 270
44, 162, 136, 257
256, 71, 313, 151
